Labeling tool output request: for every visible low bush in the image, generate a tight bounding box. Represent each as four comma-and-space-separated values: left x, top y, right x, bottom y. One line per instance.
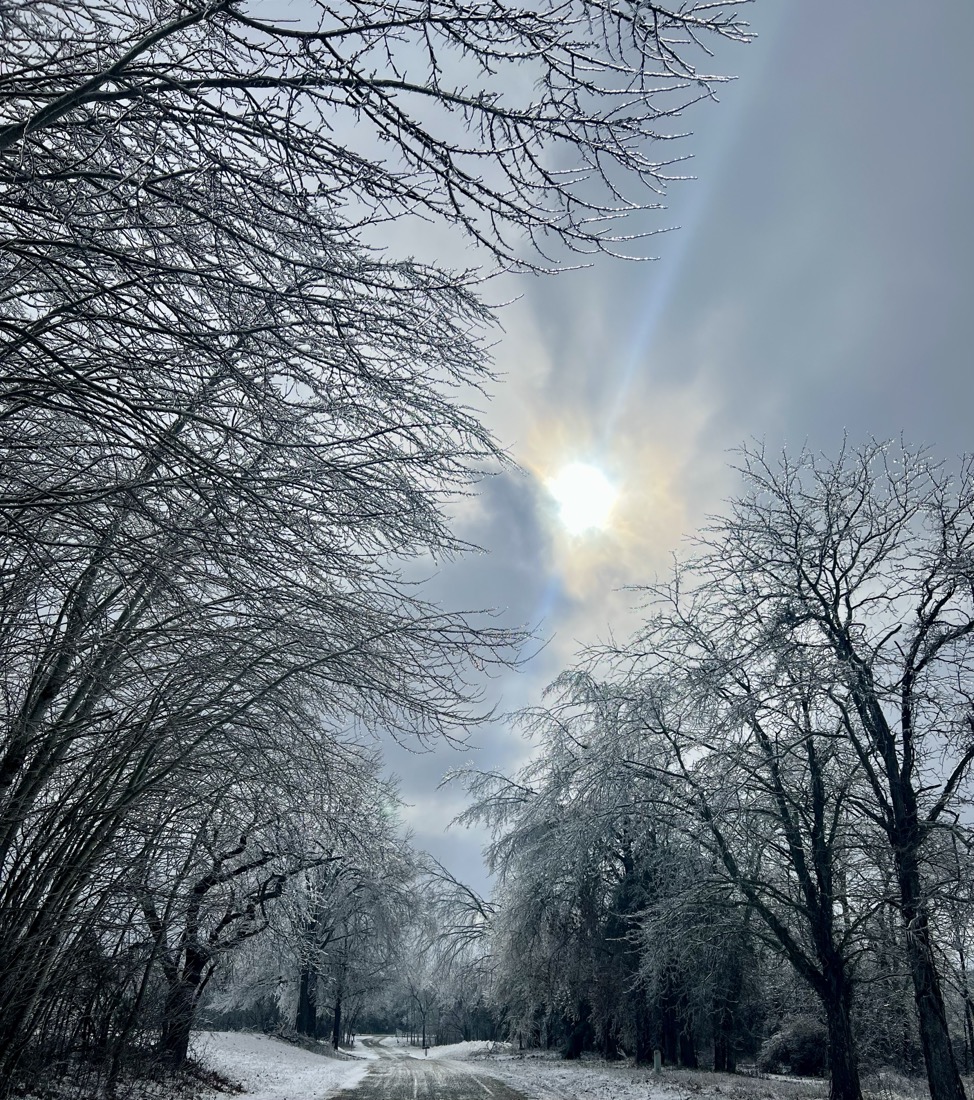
757, 1018, 828, 1077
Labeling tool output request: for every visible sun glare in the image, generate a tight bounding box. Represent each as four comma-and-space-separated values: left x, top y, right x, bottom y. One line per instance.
548, 462, 618, 534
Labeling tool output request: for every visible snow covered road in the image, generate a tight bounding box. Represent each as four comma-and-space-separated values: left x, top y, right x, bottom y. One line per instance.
331, 1038, 530, 1100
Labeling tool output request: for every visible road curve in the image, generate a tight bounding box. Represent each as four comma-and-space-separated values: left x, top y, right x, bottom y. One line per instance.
333, 1038, 531, 1100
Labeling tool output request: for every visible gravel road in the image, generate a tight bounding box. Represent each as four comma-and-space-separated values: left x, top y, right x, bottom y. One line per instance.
332, 1039, 531, 1100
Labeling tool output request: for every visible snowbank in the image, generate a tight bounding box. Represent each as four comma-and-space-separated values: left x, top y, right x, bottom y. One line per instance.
192, 1030, 370, 1099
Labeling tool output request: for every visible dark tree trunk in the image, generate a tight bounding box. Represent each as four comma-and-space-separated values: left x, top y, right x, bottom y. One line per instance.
160, 943, 210, 1068
160, 980, 196, 1068
963, 998, 974, 1075
660, 968, 679, 1066
602, 1023, 618, 1059
713, 989, 737, 1072
661, 1005, 678, 1066
893, 820, 966, 1100
821, 968, 861, 1100
562, 1002, 591, 1060
904, 908, 965, 1100
295, 965, 317, 1037
673, 979, 696, 1068
713, 950, 742, 1073
633, 995, 652, 1064
332, 991, 342, 1050
679, 1023, 698, 1068
842, 648, 967, 1100
714, 1032, 731, 1073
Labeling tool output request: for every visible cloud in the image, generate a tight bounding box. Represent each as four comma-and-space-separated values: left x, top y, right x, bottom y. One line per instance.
383, 0, 974, 894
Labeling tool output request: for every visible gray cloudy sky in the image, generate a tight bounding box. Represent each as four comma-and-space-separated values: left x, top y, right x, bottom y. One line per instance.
384, 0, 974, 893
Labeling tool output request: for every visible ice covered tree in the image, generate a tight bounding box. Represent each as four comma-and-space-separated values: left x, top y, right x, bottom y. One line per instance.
1, 0, 750, 1087
604, 440, 974, 1100
463, 673, 727, 1065
604, 634, 873, 1100
198, 757, 417, 1045
680, 441, 974, 1100
469, 441, 974, 1100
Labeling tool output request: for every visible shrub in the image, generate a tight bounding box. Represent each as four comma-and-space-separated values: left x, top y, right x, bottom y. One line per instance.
757, 1018, 828, 1077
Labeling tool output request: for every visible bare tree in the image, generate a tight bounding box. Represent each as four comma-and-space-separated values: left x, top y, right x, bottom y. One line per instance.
1, 0, 750, 268
554, 441, 974, 1100
690, 441, 974, 1100
1, 0, 751, 1088
198, 756, 418, 1043
0, 169, 514, 1081
609, 442, 974, 1100
463, 675, 718, 1065
289, 822, 417, 1048
466, 441, 974, 1100
602, 632, 873, 1100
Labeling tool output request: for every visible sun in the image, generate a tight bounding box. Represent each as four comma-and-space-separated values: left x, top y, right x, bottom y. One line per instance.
547, 462, 618, 534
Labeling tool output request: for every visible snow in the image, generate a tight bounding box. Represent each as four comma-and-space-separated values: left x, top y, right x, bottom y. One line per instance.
192, 1031, 372, 1099
386, 1038, 686, 1099
472, 1058, 830, 1100
399, 1038, 511, 1061
190, 1033, 929, 1100
411, 1046, 832, 1100
458, 1053, 686, 1100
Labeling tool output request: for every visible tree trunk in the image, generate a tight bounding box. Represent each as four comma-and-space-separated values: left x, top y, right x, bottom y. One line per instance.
713, 974, 738, 1073
631, 991, 651, 1064
332, 991, 342, 1050
562, 1001, 591, 1059
905, 914, 965, 1100
679, 1023, 698, 1068
160, 949, 208, 1069
661, 1007, 678, 1065
844, 651, 967, 1100
714, 1031, 731, 1073
963, 998, 974, 1076
296, 965, 317, 1037
895, 834, 966, 1100
660, 969, 679, 1066
602, 1022, 619, 1059
822, 969, 861, 1100
160, 979, 196, 1068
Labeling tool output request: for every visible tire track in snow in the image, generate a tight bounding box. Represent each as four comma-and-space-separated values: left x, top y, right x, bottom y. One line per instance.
335, 1039, 530, 1100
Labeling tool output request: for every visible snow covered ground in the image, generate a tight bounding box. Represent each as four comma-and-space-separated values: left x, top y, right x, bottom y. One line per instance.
432, 1046, 936, 1100
191, 1031, 373, 1100
191, 1032, 934, 1100
398, 1038, 512, 1061
398, 1041, 832, 1100
468, 1059, 827, 1100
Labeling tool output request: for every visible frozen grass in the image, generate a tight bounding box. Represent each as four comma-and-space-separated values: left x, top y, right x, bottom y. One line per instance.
861, 1071, 945, 1100
663, 1069, 827, 1100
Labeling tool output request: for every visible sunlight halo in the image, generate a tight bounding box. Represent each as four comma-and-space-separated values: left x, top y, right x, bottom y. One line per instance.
547, 462, 618, 534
